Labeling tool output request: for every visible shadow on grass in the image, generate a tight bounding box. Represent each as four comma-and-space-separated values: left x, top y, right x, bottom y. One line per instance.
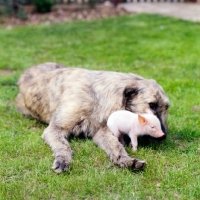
23, 116, 199, 154
123, 134, 167, 150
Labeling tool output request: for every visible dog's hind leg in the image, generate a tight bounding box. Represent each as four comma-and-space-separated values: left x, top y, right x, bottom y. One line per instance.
16, 93, 31, 116
92, 127, 147, 170
41, 123, 73, 174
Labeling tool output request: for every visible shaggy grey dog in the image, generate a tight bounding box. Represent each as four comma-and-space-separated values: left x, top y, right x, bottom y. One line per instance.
16, 63, 170, 173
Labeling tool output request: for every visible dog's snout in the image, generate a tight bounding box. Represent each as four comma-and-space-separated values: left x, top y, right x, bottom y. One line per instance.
161, 121, 167, 135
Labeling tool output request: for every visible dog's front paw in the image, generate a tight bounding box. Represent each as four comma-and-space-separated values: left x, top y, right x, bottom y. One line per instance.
132, 159, 147, 170
52, 156, 70, 174
118, 156, 147, 170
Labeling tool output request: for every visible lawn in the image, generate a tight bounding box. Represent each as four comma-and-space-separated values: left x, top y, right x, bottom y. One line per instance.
0, 14, 200, 199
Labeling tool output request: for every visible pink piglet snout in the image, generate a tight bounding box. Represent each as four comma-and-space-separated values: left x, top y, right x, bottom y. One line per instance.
156, 131, 165, 138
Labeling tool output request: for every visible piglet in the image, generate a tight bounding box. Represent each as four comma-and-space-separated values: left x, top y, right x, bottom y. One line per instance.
107, 110, 164, 152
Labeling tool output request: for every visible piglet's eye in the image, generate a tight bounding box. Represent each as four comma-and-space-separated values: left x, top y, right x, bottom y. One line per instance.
151, 126, 155, 128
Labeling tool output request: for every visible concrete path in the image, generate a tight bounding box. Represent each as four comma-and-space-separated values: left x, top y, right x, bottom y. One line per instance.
118, 3, 200, 22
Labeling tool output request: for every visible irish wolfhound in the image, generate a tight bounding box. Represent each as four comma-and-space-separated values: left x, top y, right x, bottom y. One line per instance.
16, 62, 170, 173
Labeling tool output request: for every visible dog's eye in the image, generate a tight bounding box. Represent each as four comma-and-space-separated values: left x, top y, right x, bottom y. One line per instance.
149, 102, 158, 110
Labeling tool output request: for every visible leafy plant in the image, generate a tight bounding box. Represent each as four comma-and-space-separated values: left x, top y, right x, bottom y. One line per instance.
0, 0, 28, 20
16, 5, 28, 20
88, 0, 96, 8
33, 0, 54, 13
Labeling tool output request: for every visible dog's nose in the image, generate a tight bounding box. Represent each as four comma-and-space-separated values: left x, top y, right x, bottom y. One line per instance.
161, 123, 167, 136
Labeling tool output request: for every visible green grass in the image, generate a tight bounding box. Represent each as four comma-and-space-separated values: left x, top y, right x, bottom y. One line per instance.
0, 14, 200, 199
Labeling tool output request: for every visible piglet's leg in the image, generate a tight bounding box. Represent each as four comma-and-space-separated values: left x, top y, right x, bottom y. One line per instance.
108, 125, 124, 145
119, 134, 125, 146
129, 134, 138, 152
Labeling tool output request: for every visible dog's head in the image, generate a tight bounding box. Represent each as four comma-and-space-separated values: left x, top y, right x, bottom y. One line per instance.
123, 79, 170, 140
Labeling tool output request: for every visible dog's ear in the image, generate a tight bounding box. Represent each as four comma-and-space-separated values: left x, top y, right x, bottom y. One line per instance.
124, 87, 138, 99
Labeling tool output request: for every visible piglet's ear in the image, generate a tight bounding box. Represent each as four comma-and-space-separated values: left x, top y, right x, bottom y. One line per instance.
138, 115, 146, 125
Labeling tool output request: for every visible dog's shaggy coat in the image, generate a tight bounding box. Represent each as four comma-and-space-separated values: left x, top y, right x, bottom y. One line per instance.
16, 63, 170, 173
